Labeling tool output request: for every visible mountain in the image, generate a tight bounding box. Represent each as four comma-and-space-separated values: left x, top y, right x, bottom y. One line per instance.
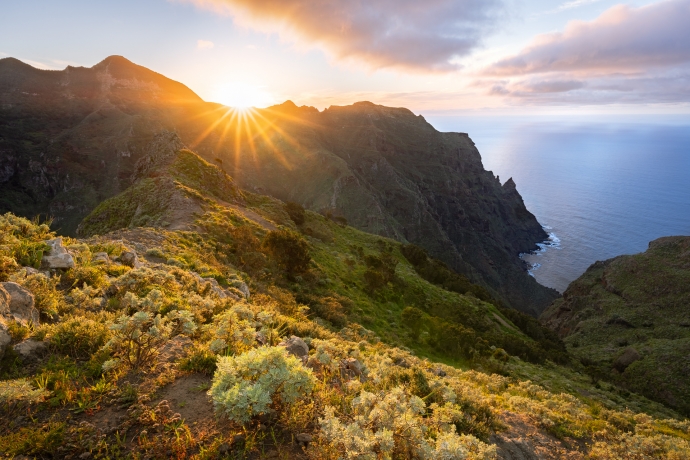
541, 236, 690, 415
0, 55, 557, 314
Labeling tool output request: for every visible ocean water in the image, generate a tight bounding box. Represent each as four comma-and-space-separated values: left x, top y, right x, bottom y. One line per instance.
427, 115, 690, 293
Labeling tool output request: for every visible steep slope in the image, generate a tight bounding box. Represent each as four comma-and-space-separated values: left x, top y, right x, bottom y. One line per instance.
541, 236, 690, 415
0, 56, 557, 314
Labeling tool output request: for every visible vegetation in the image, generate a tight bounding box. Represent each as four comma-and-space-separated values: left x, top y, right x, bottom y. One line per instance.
0, 151, 688, 458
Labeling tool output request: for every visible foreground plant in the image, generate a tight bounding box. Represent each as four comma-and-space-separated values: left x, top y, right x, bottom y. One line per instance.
209, 345, 316, 424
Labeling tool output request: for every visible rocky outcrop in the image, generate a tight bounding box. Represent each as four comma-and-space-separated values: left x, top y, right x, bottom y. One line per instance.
1, 282, 39, 325
41, 237, 75, 269
613, 348, 641, 372
119, 251, 141, 268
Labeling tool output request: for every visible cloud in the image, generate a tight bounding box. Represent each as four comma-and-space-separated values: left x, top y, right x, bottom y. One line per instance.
197, 39, 215, 50
184, 0, 505, 72
479, 0, 690, 105
485, 0, 690, 76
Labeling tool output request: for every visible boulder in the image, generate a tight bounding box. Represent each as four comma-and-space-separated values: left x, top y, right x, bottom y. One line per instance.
120, 251, 142, 268
13, 339, 48, 362
41, 237, 75, 269
1, 282, 39, 325
279, 336, 309, 359
0, 318, 11, 359
339, 357, 364, 379
203, 277, 239, 301
92, 252, 110, 264
613, 347, 642, 372
234, 281, 250, 299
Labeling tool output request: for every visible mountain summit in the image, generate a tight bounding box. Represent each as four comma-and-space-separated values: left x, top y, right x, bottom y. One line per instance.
0, 56, 557, 314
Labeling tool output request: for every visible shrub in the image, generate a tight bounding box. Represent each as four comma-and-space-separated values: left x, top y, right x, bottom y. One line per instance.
103, 310, 195, 371
318, 386, 496, 459
46, 318, 110, 360
61, 266, 107, 289
263, 229, 311, 276
401, 306, 424, 340
284, 201, 305, 226
209, 346, 315, 424
0, 255, 18, 281
12, 241, 50, 269
20, 273, 61, 318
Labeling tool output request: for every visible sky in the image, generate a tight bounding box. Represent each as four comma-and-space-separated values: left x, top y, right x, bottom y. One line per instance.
2, 0, 690, 115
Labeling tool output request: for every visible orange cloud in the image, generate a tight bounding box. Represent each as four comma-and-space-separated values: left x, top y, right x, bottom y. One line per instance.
184, 0, 504, 72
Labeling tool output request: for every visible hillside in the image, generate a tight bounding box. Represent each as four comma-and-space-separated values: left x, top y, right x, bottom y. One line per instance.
1, 146, 689, 458
0, 56, 557, 315
541, 236, 690, 416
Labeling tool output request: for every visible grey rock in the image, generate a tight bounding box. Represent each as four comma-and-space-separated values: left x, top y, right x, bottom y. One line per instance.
340, 357, 363, 379
0, 318, 11, 359
233, 280, 250, 299
120, 251, 141, 268
202, 277, 239, 301
1, 281, 39, 325
13, 339, 47, 362
433, 368, 447, 377
92, 252, 110, 264
613, 347, 642, 372
79, 452, 93, 459
41, 237, 75, 269
296, 433, 312, 443
279, 336, 309, 359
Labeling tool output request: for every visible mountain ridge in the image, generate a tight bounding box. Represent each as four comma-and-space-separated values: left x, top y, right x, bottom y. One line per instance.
0, 55, 557, 315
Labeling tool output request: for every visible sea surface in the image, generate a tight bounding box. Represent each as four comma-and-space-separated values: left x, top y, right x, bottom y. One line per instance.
427, 115, 690, 293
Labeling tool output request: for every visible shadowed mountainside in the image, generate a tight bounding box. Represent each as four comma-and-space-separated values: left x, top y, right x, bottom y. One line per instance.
541, 236, 690, 415
0, 55, 558, 314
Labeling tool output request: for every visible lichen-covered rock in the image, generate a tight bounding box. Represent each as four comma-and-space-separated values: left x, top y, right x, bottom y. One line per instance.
13, 339, 48, 362
1, 282, 39, 325
120, 251, 141, 268
279, 336, 309, 359
41, 237, 75, 269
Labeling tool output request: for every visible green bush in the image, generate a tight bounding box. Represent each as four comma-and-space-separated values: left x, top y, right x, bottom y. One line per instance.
12, 241, 50, 269
209, 346, 315, 424
46, 318, 110, 360
401, 306, 424, 340
284, 201, 305, 226
263, 229, 311, 276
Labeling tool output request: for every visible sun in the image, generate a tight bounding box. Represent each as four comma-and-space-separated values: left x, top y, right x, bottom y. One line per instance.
211, 82, 276, 110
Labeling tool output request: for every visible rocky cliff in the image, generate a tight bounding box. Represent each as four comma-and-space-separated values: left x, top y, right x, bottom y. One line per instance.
0, 56, 557, 314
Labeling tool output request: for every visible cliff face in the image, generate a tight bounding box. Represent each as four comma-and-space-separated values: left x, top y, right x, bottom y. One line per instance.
541, 236, 690, 415
0, 56, 557, 314
221, 101, 558, 314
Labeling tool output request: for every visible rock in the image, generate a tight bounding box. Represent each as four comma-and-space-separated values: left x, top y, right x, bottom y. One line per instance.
218, 443, 231, 455
394, 357, 410, 368
120, 251, 142, 268
433, 368, 447, 377
296, 433, 313, 448
233, 281, 250, 299
613, 347, 642, 372
158, 335, 193, 363
255, 331, 267, 345
339, 357, 363, 379
1, 282, 39, 325
79, 452, 92, 459
279, 336, 309, 359
202, 277, 239, 301
0, 318, 11, 359
41, 237, 75, 269
92, 252, 109, 264
606, 315, 635, 329
13, 339, 47, 362
231, 433, 245, 446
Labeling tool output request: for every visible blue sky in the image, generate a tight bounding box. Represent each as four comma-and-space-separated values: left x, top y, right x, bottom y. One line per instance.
2, 0, 688, 114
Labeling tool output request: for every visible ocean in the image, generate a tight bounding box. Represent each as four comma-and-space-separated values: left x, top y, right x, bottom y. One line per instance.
427, 115, 690, 293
